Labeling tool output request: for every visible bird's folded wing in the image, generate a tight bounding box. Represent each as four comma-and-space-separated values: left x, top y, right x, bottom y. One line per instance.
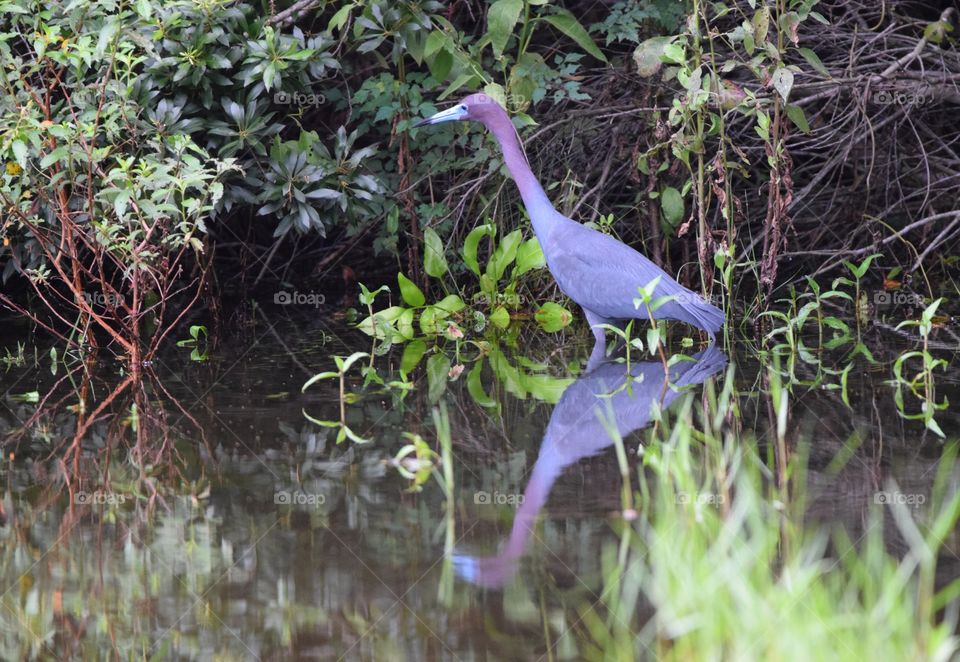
548, 231, 687, 320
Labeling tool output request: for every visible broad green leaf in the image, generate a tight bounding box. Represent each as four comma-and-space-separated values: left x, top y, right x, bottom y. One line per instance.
424, 30, 447, 57
488, 228, 522, 282
490, 306, 511, 329
633, 36, 673, 77
396, 308, 415, 339
462, 224, 496, 276
519, 372, 574, 404
398, 273, 425, 307
487, 0, 523, 58
646, 327, 661, 356
786, 104, 811, 133
428, 48, 453, 81
541, 10, 607, 62
328, 4, 353, 32
435, 294, 466, 314
423, 227, 448, 277
752, 6, 770, 43
401, 339, 427, 375
662, 42, 686, 64
514, 237, 546, 276
420, 305, 439, 335
661, 186, 684, 226
772, 67, 794, 102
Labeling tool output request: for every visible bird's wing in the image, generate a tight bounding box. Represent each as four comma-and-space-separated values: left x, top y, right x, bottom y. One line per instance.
547, 225, 688, 320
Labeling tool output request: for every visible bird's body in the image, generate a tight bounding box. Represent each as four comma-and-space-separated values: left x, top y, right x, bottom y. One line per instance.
415, 94, 724, 361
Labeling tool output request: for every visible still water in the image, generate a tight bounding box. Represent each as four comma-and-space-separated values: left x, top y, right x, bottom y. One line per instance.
0, 311, 957, 660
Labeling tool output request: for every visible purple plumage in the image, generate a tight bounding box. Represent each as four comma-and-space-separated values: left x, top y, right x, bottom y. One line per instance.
415, 94, 725, 362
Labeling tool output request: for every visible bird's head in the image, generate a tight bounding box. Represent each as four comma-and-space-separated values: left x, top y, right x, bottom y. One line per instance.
413, 93, 508, 128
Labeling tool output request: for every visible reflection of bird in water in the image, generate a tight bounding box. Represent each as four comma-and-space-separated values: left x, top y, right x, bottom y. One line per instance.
415, 94, 724, 365
454, 345, 727, 588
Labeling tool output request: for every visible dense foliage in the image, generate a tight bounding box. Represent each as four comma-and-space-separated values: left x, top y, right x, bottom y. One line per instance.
1, 0, 958, 362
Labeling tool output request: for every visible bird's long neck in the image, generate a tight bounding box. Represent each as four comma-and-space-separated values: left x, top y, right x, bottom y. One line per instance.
484, 116, 558, 240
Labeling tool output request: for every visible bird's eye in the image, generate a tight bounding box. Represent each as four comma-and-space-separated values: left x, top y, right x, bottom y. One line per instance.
459, 104, 467, 112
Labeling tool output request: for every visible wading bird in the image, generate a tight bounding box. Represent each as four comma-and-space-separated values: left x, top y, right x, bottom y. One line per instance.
415, 94, 724, 363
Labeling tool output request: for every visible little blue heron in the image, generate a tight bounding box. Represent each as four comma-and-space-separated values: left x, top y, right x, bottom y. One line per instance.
415, 94, 724, 362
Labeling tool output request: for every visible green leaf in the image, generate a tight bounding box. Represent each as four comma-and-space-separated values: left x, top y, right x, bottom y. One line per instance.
752, 6, 770, 43
633, 36, 673, 77
400, 339, 427, 375
438, 72, 477, 101
662, 42, 686, 65
490, 306, 511, 329
426, 353, 451, 403
786, 104, 811, 133
487, 0, 523, 58
328, 3, 353, 32
467, 360, 498, 408
423, 227, 448, 277
771, 67, 794, 102
302, 371, 339, 391
396, 308, 415, 339
661, 186, 684, 226
646, 327, 661, 356
398, 273, 425, 307
435, 294, 466, 314
535, 302, 573, 332
541, 10, 607, 62
514, 237, 546, 276
462, 224, 496, 276
420, 305, 440, 335
488, 228, 523, 282
797, 47, 829, 77
428, 48, 453, 81
424, 30, 447, 58
341, 352, 370, 373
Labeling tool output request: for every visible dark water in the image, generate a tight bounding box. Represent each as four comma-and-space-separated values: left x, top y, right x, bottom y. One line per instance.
0, 311, 957, 660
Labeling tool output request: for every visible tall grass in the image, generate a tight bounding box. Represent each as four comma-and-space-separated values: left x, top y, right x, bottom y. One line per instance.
576, 373, 960, 661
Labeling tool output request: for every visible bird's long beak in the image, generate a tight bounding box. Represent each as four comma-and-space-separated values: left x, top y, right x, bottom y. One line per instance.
413, 105, 467, 127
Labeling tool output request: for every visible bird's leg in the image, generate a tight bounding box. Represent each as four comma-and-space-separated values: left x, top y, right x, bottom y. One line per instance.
583, 308, 610, 369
